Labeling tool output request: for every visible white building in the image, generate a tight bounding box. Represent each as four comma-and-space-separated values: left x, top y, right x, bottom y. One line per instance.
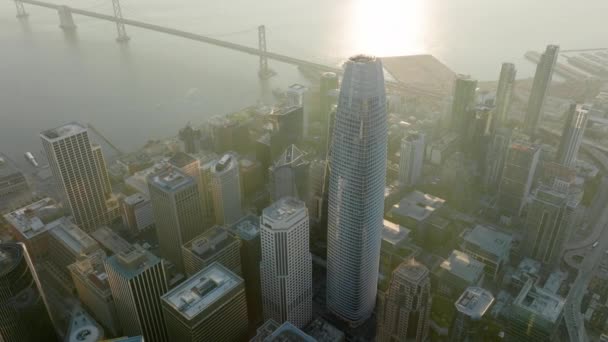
260, 197, 312, 328
210, 153, 243, 225
399, 131, 425, 187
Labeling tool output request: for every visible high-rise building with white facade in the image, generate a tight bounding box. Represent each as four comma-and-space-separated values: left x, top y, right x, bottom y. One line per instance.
260, 197, 312, 328
450, 287, 495, 342
41, 122, 112, 232
210, 153, 243, 225
104, 246, 168, 342
326, 55, 388, 325
557, 103, 589, 168
399, 131, 425, 187
148, 168, 204, 273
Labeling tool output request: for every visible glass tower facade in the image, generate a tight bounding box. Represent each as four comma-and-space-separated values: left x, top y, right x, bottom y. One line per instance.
326, 55, 388, 325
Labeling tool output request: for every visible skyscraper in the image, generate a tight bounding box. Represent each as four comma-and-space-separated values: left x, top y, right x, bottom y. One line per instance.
320, 72, 339, 118
398, 131, 425, 187
497, 142, 541, 216
0, 242, 57, 342
492, 63, 517, 131
523, 186, 579, 266
450, 75, 478, 145
161, 263, 248, 342
377, 259, 431, 342
210, 153, 243, 225
269, 144, 310, 202
326, 55, 388, 325
556, 103, 589, 168
104, 246, 169, 342
524, 45, 560, 137
260, 197, 312, 328
181, 225, 242, 277
41, 122, 112, 231
450, 287, 495, 342
148, 168, 204, 272
483, 128, 512, 193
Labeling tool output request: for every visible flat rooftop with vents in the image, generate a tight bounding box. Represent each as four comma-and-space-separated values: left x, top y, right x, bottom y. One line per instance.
41, 122, 87, 140
3, 198, 63, 240
390, 191, 445, 223
148, 168, 194, 192
161, 262, 242, 320
105, 245, 159, 279
455, 287, 495, 320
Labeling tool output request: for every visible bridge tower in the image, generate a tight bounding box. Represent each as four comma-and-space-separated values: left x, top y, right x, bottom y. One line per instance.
58, 6, 76, 30
14, 0, 28, 18
258, 25, 275, 79
112, 0, 129, 42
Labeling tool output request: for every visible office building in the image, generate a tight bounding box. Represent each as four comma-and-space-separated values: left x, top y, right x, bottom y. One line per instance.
461, 225, 512, 280
92, 144, 113, 198
286, 83, 307, 107
398, 131, 425, 187
497, 142, 541, 216
178, 123, 202, 154
269, 106, 305, 151
493, 63, 517, 131
69, 250, 120, 336
505, 279, 564, 342
161, 263, 248, 342
209, 111, 253, 155
168, 152, 200, 180
91, 226, 133, 255
269, 144, 310, 202
305, 318, 345, 342
557, 103, 589, 168
483, 128, 512, 193
522, 186, 579, 266
3, 197, 64, 261
524, 45, 560, 137
432, 250, 485, 300
0, 242, 57, 342
326, 55, 388, 325
182, 225, 241, 276
450, 287, 495, 342
47, 217, 100, 289
265, 322, 317, 342
197, 153, 219, 229
377, 259, 431, 342
210, 153, 243, 225
260, 197, 312, 328
320, 72, 339, 118
65, 309, 104, 342
388, 191, 445, 230
104, 246, 169, 342
250, 319, 282, 341
227, 214, 264, 332
0, 153, 28, 196
148, 168, 204, 272
450, 75, 478, 145
121, 193, 154, 235
41, 122, 112, 231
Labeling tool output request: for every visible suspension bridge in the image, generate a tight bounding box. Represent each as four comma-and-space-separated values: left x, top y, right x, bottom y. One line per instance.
11, 0, 444, 99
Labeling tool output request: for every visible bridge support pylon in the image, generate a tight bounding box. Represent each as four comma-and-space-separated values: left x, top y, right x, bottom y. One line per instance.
112, 0, 130, 43
258, 25, 275, 79
58, 6, 76, 30
14, 0, 28, 18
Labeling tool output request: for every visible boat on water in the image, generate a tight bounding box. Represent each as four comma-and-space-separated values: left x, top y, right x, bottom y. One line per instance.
24, 152, 39, 167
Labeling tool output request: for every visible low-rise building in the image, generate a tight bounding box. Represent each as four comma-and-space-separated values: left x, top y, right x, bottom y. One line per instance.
461, 225, 513, 280
388, 191, 445, 230
432, 250, 485, 300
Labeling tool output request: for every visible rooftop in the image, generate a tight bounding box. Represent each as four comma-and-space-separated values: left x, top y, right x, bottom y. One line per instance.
162, 262, 242, 320
213, 153, 238, 174
348, 54, 376, 63
382, 220, 410, 246
253, 319, 282, 341
391, 191, 445, 222
263, 197, 306, 223
48, 218, 99, 255
184, 226, 237, 260
148, 168, 194, 192
3, 198, 63, 240
229, 214, 260, 240
105, 245, 160, 279
454, 287, 495, 320
123, 193, 149, 206
440, 250, 485, 283
91, 226, 133, 255
272, 144, 308, 169
514, 280, 565, 323
463, 225, 513, 258
265, 322, 316, 342
66, 309, 103, 342
169, 152, 198, 169
304, 318, 344, 342
395, 259, 429, 284
69, 250, 110, 293
41, 122, 87, 140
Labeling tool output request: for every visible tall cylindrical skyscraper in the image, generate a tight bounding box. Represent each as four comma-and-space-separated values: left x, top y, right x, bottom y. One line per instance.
326, 55, 388, 325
